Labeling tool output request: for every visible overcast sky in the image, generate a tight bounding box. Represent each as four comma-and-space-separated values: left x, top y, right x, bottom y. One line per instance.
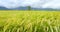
0, 0, 60, 9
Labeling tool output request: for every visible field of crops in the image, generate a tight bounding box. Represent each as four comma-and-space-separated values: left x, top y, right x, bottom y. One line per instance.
0, 11, 60, 32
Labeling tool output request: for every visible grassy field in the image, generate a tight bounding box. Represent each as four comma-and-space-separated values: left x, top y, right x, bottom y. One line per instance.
0, 11, 60, 32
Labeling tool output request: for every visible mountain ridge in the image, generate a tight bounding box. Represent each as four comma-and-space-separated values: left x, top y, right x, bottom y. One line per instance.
0, 6, 59, 10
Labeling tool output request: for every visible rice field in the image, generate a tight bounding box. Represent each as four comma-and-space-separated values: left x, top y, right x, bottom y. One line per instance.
0, 11, 60, 32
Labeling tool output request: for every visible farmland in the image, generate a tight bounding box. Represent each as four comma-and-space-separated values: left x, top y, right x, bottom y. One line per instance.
0, 10, 60, 32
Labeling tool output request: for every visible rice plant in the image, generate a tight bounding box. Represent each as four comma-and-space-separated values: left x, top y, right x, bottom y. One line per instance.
0, 11, 60, 32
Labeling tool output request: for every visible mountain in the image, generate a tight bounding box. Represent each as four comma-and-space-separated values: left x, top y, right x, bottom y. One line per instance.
0, 6, 59, 10
13, 6, 59, 10
0, 6, 28, 10
12, 6, 28, 10
32, 8, 59, 10
0, 6, 9, 10
13, 7, 55, 10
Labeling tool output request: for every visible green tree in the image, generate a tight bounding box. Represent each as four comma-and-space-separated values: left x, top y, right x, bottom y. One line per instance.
27, 6, 31, 10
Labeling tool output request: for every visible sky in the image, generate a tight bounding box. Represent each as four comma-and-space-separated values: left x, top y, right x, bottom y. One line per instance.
0, 0, 60, 9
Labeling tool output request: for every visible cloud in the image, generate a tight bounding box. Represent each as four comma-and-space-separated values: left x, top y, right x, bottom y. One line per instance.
42, 0, 60, 9
0, 0, 22, 8
0, 0, 60, 9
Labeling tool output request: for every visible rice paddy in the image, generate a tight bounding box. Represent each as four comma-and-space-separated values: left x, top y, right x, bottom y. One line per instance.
0, 11, 60, 32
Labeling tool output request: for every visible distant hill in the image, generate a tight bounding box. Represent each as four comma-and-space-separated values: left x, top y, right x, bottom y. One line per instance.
12, 7, 28, 10
0, 6, 9, 10
32, 8, 55, 10
0, 6, 28, 10
0, 6, 59, 10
